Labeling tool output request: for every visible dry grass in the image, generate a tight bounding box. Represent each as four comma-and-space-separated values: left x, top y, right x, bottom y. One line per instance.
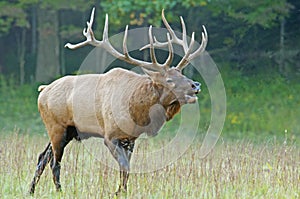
0, 134, 299, 199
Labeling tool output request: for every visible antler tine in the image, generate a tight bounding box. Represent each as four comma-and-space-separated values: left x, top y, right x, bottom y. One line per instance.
179, 16, 188, 53
161, 9, 181, 45
65, 7, 102, 49
188, 25, 208, 61
176, 25, 208, 70
176, 32, 195, 71
103, 14, 109, 41
140, 9, 181, 51
148, 26, 158, 65
139, 36, 166, 51
123, 25, 129, 58
89, 7, 95, 27
164, 33, 173, 69
121, 25, 164, 73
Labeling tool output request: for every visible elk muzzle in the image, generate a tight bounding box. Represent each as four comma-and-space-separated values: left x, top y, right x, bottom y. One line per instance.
192, 81, 201, 94
184, 81, 201, 104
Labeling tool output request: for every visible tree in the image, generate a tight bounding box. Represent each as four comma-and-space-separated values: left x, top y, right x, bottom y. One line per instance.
35, 1, 94, 83
0, 1, 30, 84
0, 0, 299, 82
206, 0, 293, 74
35, 7, 60, 82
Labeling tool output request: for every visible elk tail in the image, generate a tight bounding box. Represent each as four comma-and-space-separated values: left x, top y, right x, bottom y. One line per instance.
38, 85, 48, 92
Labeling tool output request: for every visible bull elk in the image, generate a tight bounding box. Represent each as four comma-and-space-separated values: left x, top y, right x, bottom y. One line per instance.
29, 8, 208, 195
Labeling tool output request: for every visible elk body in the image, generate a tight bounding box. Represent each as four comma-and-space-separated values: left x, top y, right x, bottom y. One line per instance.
29, 8, 207, 195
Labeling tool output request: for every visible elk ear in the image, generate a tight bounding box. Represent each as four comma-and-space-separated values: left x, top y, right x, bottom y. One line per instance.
142, 68, 164, 82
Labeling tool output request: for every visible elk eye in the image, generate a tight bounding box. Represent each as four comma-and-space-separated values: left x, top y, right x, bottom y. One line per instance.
166, 78, 175, 87
166, 78, 173, 83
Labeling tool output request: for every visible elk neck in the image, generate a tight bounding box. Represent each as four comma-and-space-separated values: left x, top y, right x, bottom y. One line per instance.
156, 83, 181, 121
129, 79, 181, 126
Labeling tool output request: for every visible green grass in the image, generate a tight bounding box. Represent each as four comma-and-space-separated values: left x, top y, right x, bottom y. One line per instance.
195, 70, 300, 142
222, 72, 300, 139
0, 76, 43, 134
0, 134, 299, 198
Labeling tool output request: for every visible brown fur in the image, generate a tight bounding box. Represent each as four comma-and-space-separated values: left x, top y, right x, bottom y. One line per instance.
129, 82, 160, 126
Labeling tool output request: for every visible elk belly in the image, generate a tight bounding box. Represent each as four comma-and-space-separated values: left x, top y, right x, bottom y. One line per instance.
71, 75, 104, 135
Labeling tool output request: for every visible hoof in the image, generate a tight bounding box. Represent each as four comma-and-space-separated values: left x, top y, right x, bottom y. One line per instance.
29, 189, 34, 195
56, 186, 62, 193
111, 187, 127, 198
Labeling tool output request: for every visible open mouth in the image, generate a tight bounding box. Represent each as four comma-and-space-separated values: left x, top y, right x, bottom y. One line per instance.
184, 87, 201, 104
193, 85, 201, 95
170, 88, 201, 105
191, 81, 201, 95
194, 89, 200, 95
185, 94, 198, 104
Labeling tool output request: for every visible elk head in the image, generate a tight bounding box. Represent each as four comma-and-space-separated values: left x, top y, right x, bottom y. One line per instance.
65, 7, 208, 115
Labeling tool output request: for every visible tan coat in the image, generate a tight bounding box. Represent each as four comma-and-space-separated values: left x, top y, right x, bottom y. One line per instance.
38, 68, 182, 141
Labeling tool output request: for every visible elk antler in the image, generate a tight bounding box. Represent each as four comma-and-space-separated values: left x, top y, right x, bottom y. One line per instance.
140, 9, 208, 72
65, 8, 174, 74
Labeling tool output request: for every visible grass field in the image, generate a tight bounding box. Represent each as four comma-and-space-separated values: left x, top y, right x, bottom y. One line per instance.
0, 73, 299, 198
0, 133, 299, 198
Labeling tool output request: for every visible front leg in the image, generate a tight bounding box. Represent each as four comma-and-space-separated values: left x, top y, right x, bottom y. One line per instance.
118, 139, 135, 192
104, 138, 135, 195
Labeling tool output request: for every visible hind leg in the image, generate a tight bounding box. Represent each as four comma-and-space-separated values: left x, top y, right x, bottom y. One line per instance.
29, 142, 53, 194
49, 126, 78, 192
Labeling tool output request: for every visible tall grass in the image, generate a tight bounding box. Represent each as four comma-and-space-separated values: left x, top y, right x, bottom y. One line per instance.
0, 134, 299, 198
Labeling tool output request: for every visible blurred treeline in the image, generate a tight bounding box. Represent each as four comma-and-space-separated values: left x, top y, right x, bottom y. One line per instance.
0, 0, 299, 83
0, 1, 299, 140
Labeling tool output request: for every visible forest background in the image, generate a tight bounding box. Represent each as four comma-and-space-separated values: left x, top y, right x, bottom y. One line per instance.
0, 0, 299, 141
